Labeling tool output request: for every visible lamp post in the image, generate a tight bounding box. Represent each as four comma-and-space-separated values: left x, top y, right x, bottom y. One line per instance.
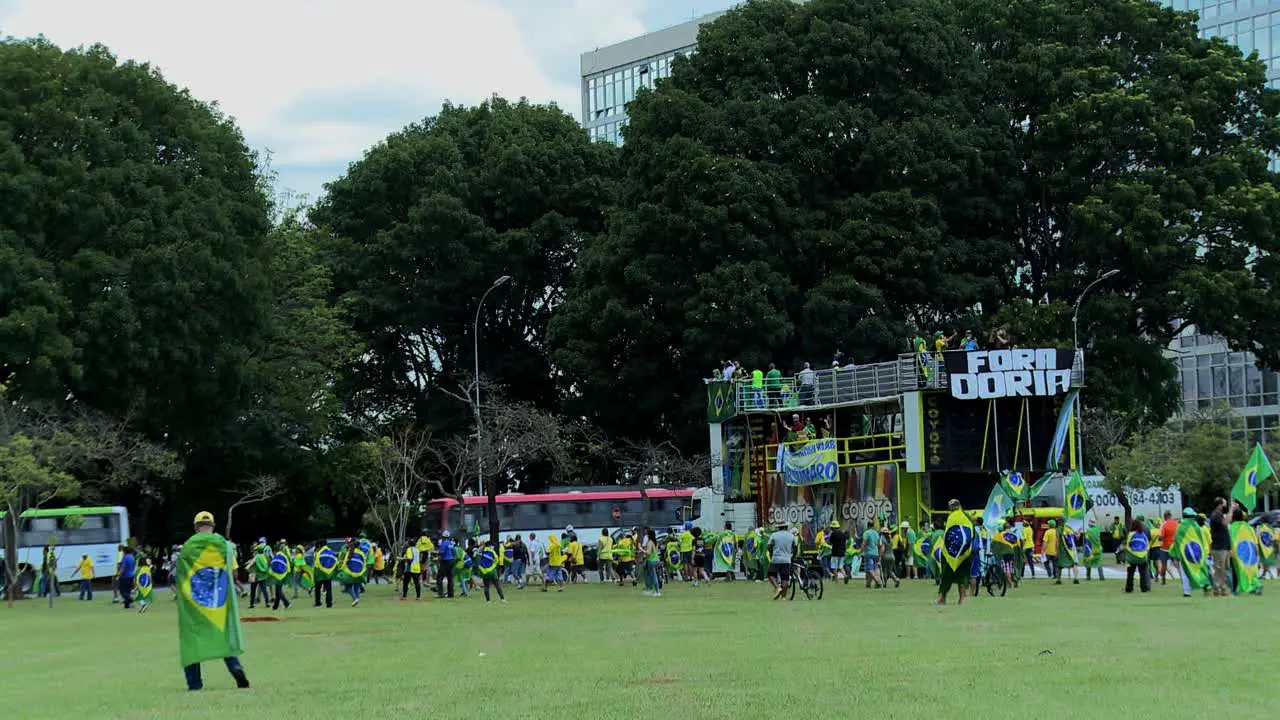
473, 275, 511, 506
1071, 268, 1118, 474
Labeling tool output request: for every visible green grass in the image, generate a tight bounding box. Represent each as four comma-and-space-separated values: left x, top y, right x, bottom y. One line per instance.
5, 576, 1274, 720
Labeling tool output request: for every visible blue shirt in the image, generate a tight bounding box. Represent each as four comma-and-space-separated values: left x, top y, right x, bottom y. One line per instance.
120, 554, 137, 579
438, 539, 456, 562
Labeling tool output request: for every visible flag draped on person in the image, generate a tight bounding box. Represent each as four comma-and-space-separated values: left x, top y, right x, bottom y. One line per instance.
1082, 524, 1103, 569
1063, 470, 1088, 532
177, 532, 244, 668
1172, 516, 1210, 590
1231, 521, 1261, 594
296, 550, 315, 591
137, 564, 154, 604
941, 509, 974, 571
267, 550, 290, 586
314, 546, 338, 582
1232, 443, 1273, 512
337, 548, 367, 586
1258, 524, 1277, 568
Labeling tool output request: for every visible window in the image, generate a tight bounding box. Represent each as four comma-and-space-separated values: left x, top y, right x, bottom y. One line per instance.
19, 513, 120, 547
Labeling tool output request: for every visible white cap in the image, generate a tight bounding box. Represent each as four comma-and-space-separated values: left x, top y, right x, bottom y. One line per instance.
566, 525, 574, 532
900, 521, 910, 528
442, 530, 451, 538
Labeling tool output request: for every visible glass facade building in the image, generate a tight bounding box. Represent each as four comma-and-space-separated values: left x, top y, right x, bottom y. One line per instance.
578, 11, 727, 145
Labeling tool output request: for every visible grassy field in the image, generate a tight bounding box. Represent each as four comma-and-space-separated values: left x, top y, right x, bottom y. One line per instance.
4, 576, 1274, 720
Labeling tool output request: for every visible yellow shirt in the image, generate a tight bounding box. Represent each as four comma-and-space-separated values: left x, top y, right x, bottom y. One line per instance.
374, 547, 385, 571
76, 557, 95, 579
599, 535, 613, 559
1042, 528, 1059, 557
679, 531, 694, 553
416, 536, 435, 554
548, 541, 565, 567
1021, 526, 1033, 550
573, 543, 585, 565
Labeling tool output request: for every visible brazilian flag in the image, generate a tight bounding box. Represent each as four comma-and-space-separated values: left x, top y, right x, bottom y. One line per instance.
1082, 526, 1103, 569
665, 544, 681, 574
714, 532, 736, 574
337, 549, 367, 586
941, 509, 974, 571
999, 471, 1028, 504
1059, 532, 1078, 568
913, 532, 931, 569
1231, 521, 1261, 594
1063, 470, 1088, 532
314, 547, 338, 582
476, 547, 499, 577
136, 565, 154, 604
993, 529, 1019, 560
296, 553, 315, 591
1124, 530, 1149, 565
1258, 524, 1276, 568
267, 551, 291, 586
1172, 519, 1209, 589
177, 532, 244, 668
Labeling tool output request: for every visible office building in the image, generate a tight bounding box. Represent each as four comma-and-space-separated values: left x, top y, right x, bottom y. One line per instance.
579, 11, 727, 144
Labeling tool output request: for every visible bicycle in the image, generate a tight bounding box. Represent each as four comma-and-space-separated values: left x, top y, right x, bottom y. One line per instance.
788, 558, 824, 600
981, 552, 1008, 597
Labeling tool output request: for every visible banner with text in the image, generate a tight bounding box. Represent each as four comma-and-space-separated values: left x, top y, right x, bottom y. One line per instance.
776, 438, 839, 487
942, 348, 1075, 400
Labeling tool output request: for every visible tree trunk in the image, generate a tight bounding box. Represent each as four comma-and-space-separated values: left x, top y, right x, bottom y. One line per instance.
1117, 489, 1133, 527
4, 512, 19, 607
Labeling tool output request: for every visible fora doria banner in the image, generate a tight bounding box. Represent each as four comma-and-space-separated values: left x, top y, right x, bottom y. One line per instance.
942, 349, 1075, 400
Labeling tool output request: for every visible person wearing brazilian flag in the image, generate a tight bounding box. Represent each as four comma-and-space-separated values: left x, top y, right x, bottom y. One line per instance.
291, 545, 311, 599
136, 556, 155, 613
313, 538, 338, 608
1123, 518, 1152, 593
268, 540, 293, 610
933, 500, 973, 606
1172, 507, 1210, 597
991, 521, 1020, 589
475, 540, 507, 604
1258, 521, 1277, 580
1082, 520, 1105, 582
177, 511, 249, 691
664, 532, 681, 582
337, 537, 368, 606
1229, 502, 1262, 595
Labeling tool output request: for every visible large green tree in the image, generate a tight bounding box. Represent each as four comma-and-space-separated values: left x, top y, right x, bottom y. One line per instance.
968, 0, 1280, 425
551, 0, 1006, 445
0, 38, 274, 446
312, 98, 617, 425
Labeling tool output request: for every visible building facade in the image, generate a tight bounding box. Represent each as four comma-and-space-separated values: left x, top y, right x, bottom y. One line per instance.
578, 11, 726, 145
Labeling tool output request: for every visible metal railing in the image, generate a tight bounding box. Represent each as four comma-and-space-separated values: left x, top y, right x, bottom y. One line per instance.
725, 352, 1086, 415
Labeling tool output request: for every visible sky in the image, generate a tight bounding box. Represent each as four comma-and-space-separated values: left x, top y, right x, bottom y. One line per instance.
0, 0, 738, 204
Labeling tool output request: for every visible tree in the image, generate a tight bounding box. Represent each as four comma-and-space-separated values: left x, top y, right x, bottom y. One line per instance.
363, 430, 429, 553
613, 440, 714, 530
0, 38, 275, 446
311, 97, 617, 427
965, 0, 1280, 424
1104, 407, 1276, 521
423, 388, 578, 543
551, 0, 1005, 448
223, 475, 283, 542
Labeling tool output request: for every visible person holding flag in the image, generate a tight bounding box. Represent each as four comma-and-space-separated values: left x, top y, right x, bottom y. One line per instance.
268, 541, 293, 610
177, 511, 249, 691
1172, 507, 1210, 597
312, 539, 337, 609
337, 538, 367, 606
1082, 520, 1105, 581
136, 557, 155, 613
1232, 443, 1274, 514
1230, 504, 1262, 595
934, 500, 974, 606
1123, 518, 1152, 593
1258, 522, 1277, 579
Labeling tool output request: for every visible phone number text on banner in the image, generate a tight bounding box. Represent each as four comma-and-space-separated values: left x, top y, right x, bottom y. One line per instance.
776, 438, 839, 486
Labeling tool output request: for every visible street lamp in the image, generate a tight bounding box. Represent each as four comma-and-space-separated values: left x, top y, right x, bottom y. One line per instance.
473, 275, 511, 504
1071, 268, 1117, 474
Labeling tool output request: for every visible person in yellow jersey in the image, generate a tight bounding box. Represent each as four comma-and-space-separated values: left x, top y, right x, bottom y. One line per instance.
543, 533, 567, 592
614, 531, 635, 586
371, 543, 387, 585
399, 543, 422, 600
1041, 520, 1060, 582
71, 553, 95, 601
415, 533, 435, 585
597, 529, 615, 583
1021, 521, 1036, 579
679, 522, 697, 585
572, 536, 585, 580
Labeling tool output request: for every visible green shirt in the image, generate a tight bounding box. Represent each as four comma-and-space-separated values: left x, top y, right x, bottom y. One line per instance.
765, 368, 782, 388
751, 370, 764, 388
862, 530, 881, 557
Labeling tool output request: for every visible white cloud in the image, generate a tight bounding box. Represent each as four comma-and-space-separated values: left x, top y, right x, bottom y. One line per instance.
0, 0, 648, 190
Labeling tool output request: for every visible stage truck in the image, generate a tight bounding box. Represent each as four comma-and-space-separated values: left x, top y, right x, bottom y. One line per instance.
423, 487, 756, 565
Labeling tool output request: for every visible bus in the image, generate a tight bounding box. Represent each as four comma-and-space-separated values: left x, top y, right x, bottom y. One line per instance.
422, 486, 755, 559
0, 506, 131, 589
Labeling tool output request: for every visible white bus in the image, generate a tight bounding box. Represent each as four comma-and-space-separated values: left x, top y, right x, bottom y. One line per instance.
0, 506, 131, 589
